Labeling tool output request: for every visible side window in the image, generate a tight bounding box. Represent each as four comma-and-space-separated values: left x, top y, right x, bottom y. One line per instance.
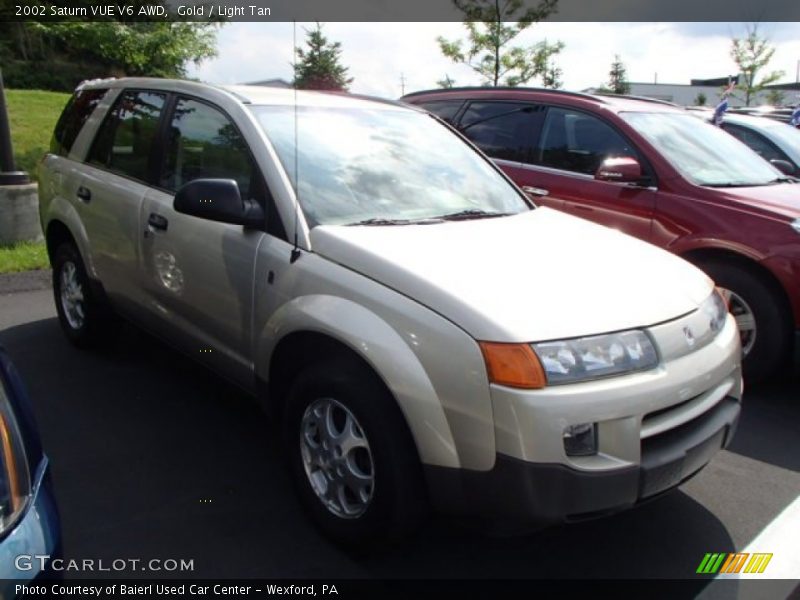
722, 124, 789, 163
415, 100, 464, 124
458, 102, 542, 163
537, 107, 638, 175
160, 98, 256, 201
88, 90, 166, 181
50, 88, 107, 157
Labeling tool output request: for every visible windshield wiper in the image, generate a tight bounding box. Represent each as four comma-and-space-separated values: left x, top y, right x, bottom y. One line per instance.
433, 209, 513, 221
767, 176, 797, 184
347, 217, 444, 226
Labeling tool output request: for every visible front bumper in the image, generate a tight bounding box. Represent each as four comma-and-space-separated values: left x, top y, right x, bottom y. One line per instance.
425, 396, 740, 524
426, 309, 742, 524
0, 459, 61, 583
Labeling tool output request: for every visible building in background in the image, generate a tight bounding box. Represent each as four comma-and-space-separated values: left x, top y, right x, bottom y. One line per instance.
585, 75, 800, 107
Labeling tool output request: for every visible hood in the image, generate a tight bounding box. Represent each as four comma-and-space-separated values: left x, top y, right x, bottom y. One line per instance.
719, 182, 800, 221
310, 208, 713, 342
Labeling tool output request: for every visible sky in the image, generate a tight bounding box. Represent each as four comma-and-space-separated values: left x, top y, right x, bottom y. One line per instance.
187, 22, 800, 99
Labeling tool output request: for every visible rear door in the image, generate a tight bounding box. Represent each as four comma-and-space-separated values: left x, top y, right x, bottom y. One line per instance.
79, 89, 167, 309
454, 101, 557, 207
137, 96, 268, 388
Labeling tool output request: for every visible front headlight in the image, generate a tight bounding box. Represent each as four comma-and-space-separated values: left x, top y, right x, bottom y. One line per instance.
532, 330, 658, 385
0, 378, 31, 535
701, 290, 728, 334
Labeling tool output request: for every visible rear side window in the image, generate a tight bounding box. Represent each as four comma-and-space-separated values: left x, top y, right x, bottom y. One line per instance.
415, 100, 464, 124
458, 102, 542, 163
160, 98, 256, 200
537, 107, 639, 175
88, 90, 166, 182
50, 89, 107, 157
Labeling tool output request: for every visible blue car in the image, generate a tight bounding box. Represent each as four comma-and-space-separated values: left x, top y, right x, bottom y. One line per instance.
0, 346, 60, 587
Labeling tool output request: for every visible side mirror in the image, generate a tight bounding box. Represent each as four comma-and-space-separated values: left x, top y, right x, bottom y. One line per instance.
770, 159, 796, 177
174, 179, 264, 228
595, 156, 643, 184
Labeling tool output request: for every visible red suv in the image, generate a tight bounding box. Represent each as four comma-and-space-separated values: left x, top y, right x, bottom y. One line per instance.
403, 88, 800, 381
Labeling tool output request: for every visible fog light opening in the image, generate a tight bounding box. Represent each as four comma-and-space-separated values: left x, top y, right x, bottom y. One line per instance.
564, 423, 598, 457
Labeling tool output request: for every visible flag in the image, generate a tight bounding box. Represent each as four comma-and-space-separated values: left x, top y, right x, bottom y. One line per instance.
712, 81, 737, 126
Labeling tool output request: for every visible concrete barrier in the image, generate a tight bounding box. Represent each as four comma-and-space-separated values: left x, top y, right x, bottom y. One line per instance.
0, 183, 42, 244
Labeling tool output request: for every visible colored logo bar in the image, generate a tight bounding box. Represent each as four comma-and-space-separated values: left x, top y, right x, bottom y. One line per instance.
697, 552, 773, 574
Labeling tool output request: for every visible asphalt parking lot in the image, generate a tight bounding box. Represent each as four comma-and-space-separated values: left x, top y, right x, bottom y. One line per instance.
1, 277, 799, 593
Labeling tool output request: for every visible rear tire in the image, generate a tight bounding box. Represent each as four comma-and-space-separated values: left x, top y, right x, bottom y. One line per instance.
52, 242, 116, 349
283, 357, 426, 548
698, 260, 791, 383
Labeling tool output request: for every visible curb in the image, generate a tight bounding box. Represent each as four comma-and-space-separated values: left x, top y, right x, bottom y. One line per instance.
0, 269, 52, 294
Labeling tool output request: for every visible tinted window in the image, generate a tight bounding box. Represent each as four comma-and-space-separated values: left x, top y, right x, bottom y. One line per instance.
459, 102, 541, 162
722, 123, 789, 163
50, 89, 107, 156
416, 100, 464, 124
538, 107, 638, 175
88, 90, 166, 181
160, 98, 255, 200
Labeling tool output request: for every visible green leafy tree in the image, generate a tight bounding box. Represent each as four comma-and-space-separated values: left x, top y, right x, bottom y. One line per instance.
32, 22, 219, 78
764, 89, 785, 106
437, 0, 563, 87
695, 92, 707, 106
608, 55, 630, 95
293, 23, 352, 91
540, 40, 562, 88
731, 25, 784, 107
437, 74, 456, 89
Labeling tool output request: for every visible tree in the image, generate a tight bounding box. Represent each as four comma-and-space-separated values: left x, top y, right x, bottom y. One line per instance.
540, 40, 562, 89
34, 22, 219, 78
293, 23, 352, 91
765, 89, 785, 106
437, 74, 456, 89
437, 0, 563, 87
0, 20, 219, 90
695, 92, 707, 106
608, 55, 630, 95
731, 24, 784, 107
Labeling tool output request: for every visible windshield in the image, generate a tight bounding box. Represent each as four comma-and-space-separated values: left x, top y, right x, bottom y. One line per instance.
621, 112, 782, 187
250, 105, 530, 226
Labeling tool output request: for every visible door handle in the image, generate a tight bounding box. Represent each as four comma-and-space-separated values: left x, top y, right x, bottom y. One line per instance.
522, 185, 549, 197
76, 186, 91, 203
147, 213, 169, 232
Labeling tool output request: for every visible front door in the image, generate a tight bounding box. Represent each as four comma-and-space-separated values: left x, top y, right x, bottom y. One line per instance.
138, 97, 267, 388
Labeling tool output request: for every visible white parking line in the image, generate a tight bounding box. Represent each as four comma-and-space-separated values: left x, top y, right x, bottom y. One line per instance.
697, 493, 800, 599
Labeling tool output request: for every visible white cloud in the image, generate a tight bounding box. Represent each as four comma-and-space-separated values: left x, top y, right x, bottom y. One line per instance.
187, 22, 800, 99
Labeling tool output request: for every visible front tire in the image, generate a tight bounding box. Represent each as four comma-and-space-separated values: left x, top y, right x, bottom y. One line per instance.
283, 358, 426, 548
698, 260, 791, 383
52, 242, 114, 348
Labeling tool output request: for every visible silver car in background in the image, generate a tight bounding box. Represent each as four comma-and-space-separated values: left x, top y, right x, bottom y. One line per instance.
39, 79, 742, 546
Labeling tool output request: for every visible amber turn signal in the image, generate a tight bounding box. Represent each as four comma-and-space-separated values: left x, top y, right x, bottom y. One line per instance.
478, 342, 547, 389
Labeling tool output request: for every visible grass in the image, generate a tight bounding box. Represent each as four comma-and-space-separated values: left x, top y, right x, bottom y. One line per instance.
5, 89, 71, 182
0, 242, 49, 273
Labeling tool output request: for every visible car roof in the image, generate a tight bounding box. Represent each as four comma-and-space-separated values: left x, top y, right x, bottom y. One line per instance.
402, 86, 687, 114
724, 112, 788, 129
78, 77, 414, 111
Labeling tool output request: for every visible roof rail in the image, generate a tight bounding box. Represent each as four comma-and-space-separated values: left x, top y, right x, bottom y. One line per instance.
401, 86, 607, 104
76, 77, 117, 91
323, 90, 415, 109
593, 93, 680, 107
